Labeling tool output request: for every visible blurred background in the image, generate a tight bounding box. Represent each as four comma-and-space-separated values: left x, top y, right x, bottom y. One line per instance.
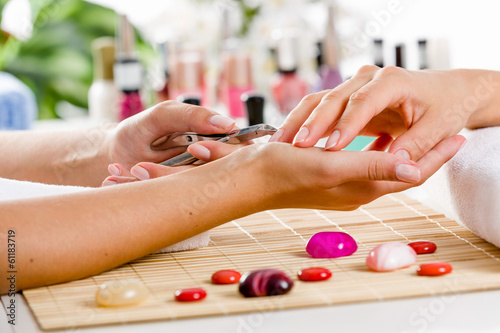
1, 0, 500, 135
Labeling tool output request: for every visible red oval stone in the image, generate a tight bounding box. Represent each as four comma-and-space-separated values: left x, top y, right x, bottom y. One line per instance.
297, 267, 332, 282
417, 262, 452, 276
174, 288, 207, 302
211, 270, 242, 284
408, 241, 437, 254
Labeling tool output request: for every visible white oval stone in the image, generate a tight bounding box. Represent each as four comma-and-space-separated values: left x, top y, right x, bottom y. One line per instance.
366, 242, 417, 272
96, 279, 149, 307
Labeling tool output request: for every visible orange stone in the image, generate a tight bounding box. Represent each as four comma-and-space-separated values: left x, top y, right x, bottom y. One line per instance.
211, 270, 242, 284
417, 262, 452, 276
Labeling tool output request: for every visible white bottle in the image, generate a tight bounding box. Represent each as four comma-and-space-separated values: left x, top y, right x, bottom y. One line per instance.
88, 37, 120, 122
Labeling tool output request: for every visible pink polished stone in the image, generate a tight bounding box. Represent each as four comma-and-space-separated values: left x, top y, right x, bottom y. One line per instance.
174, 288, 207, 302
297, 267, 332, 282
306, 232, 358, 258
366, 242, 417, 272
408, 241, 437, 254
211, 270, 242, 284
417, 262, 453, 276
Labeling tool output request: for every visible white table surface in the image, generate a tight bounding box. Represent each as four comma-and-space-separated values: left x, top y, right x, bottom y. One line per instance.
2, 118, 500, 332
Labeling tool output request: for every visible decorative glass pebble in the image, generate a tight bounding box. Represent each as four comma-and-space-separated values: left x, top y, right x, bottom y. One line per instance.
211, 270, 242, 284
408, 241, 437, 254
366, 242, 417, 272
95, 279, 149, 307
306, 232, 358, 258
239, 269, 294, 297
297, 267, 332, 282
417, 262, 453, 276
174, 288, 207, 302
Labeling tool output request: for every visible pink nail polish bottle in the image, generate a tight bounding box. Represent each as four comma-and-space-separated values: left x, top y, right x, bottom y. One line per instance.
271, 31, 308, 115
221, 51, 254, 119
114, 15, 144, 121
169, 48, 205, 105
317, 4, 342, 91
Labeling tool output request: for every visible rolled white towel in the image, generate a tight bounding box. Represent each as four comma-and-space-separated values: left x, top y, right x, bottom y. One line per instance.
406, 127, 500, 248
0, 177, 210, 253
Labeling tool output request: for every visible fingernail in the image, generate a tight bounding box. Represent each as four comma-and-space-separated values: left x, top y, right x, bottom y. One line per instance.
209, 115, 235, 129
130, 165, 150, 180
458, 138, 467, 151
102, 179, 118, 187
293, 127, 309, 144
189, 143, 211, 161
396, 163, 421, 183
395, 149, 411, 160
325, 130, 340, 149
269, 129, 284, 142
108, 164, 120, 176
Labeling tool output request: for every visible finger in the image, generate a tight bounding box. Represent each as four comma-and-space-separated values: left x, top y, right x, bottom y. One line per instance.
387, 115, 450, 161
361, 134, 393, 152
140, 101, 236, 141
327, 66, 412, 151
130, 162, 194, 180
270, 91, 328, 143
292, 65, 380, 148
187, 141, 248, 162
102, 176, 137, 187
108, 163, 132, 177
371, 135, 466, 194
320, 150, 421, 184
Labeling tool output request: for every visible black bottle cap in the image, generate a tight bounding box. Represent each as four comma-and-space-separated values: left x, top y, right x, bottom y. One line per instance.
395, 43, 406, 68
177, 95, 201, 106
373, 39, 384, 67
241, 92, 265, 126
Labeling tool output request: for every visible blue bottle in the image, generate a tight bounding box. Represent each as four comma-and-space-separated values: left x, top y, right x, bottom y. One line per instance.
0, 72, 37, 130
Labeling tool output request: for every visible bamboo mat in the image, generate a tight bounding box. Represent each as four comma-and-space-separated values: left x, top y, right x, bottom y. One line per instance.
23, 193, 500, 331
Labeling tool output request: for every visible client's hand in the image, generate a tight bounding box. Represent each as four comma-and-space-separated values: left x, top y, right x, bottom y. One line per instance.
102, 141, 242, 186
261, 134, 464, 210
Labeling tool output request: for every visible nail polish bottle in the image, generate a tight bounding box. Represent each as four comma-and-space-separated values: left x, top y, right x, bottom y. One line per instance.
373, 39, 384, 67
395, 43, 406, 68
114, 15, 144, 121
241, 92, 265, 126
271, 32, 308, 115
177, 95, 201, 106
156, 41, 170, 103
169, 49, 205, 105
318, 4, 342, 90
418, 39, 428, 70
88, 37, 120, 122
221, 51, 254, 119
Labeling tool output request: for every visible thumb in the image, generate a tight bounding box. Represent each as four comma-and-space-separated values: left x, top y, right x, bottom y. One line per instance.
388, 117, 446, 161
327, 151, 422, 184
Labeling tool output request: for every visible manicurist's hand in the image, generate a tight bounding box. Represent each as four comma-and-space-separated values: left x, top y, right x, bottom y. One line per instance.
272, 65, 487, 161
105, 101, 239, 171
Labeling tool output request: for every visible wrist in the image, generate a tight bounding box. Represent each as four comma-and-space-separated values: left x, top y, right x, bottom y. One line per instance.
458, 69, 500, 128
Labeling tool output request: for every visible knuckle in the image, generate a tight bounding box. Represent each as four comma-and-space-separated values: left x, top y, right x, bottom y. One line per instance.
348, 90, 372, 104
300, 92, 323, 104
357, 64, 379, 75
321, 89, 344, 103
407, 135, 432, 157
378, 65, 403, 78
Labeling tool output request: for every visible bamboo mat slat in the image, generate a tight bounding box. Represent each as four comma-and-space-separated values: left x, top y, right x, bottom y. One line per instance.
23, 193, 500, 330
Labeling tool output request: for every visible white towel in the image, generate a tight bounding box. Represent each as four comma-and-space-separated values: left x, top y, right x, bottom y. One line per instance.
406, 127, 500, 248
0, 177, 210, 253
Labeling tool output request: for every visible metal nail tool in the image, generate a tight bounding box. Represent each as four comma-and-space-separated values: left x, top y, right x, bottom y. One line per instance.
150, 124, 277, 166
